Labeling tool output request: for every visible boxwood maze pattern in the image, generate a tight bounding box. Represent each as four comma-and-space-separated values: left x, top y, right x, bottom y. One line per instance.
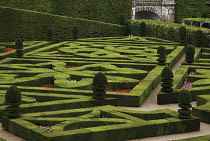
0, 37, 183, 107
0, 37, 199, 140
2, 105, 200, 141
158, 47, 210, 125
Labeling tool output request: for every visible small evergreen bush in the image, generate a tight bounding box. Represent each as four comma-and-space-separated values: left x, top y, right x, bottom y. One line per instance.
46, 28, 53, 41
185, 45, 195, 63
72, 26, 79, 40
178, 26, 187, 45
15, 38, 24, 58
140, 22, 146, 36
157, 46, 167, 66
4, 85, 22, 118
119, 15, 126, 25
178, 89, 192, 119
202, 13, 208, 18
161, 66, 173, 93
92, 72, 107, 100
194, 30, 204, 47
15, 38, 23, 49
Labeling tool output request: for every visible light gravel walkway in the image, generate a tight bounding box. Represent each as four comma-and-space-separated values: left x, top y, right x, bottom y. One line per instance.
0, 55, 209, 141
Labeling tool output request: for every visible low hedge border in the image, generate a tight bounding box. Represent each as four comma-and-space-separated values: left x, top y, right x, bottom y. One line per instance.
2, 105, 200, 141
192, 95, 210, 123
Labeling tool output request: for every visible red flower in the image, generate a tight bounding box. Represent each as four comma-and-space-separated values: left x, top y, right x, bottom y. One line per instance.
106, 89, 132, 93
40, 83, 54, 88
66, 66, 74, 68
137, 79, 143, 83
5, 48, 16, 52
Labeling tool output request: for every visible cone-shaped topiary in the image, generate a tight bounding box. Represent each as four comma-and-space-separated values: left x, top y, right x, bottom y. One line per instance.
15, 38, 23, 50
195, 30, 204, 47
140, 22, 146, 36
4, 85, 22, 118
72, 26, 79, 40
46, 28, 53, 41
161, 66, 173, 93
15, 38, 24, 58
178, 26, 187, 45
157, 46, 167, 66
178, 89, 192, 119
92, 72, 107, 100
185, 45, 195, 63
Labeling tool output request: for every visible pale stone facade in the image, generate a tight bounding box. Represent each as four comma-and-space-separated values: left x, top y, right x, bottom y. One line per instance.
132, 0, 175, 23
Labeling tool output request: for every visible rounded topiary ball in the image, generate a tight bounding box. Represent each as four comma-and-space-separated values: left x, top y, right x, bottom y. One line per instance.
157, 46, 167, 55
179, 26, 186, 36
185, 45, 195, 54
5, 85, 22, 104
15, 38, 23, 49
178, 89, 192, 104
161, 66, 173, 79
93, 72, 107, 86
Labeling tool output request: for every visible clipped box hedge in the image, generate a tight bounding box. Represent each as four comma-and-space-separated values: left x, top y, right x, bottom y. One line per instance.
2, 105, 200, 141
0, 0, 132, 24
0, 6, 124, 42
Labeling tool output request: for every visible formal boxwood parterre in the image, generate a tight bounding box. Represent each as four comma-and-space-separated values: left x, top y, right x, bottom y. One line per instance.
0, 36, 183, 107
0, 36, 207, 140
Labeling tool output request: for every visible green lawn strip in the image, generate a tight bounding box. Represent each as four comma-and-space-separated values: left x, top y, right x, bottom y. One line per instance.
2, 105, 200, 141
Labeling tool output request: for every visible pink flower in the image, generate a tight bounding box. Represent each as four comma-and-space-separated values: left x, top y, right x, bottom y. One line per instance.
40, 126, 51, 131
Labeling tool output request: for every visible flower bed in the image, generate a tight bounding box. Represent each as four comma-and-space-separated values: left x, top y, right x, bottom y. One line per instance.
40, 84, 54, 88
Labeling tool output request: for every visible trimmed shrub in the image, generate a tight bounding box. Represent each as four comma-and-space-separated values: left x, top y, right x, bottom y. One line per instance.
202, 13, 208, 18
140, 22, 146, 36
4, 85, 22, 118
72, 26, 79, 40
194, 30, 204, 47
15, 38, 23, 49
0, 0, 132, 24
0, 7, 124, 41
185, 45, 195, 63
92, 72, 107, 100
46, 28, 53, 41
157, 46, 167, 66
178, 26, 187, 45
119, 15, 126, 25
178, 89, 192, 119
15, 38, 24, 58
161, 66, 173, 93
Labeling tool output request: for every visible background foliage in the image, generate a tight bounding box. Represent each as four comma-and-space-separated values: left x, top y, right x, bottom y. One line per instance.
0, 6, 124, 41
0, 0, 132, 24
175, 0, 210, 23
